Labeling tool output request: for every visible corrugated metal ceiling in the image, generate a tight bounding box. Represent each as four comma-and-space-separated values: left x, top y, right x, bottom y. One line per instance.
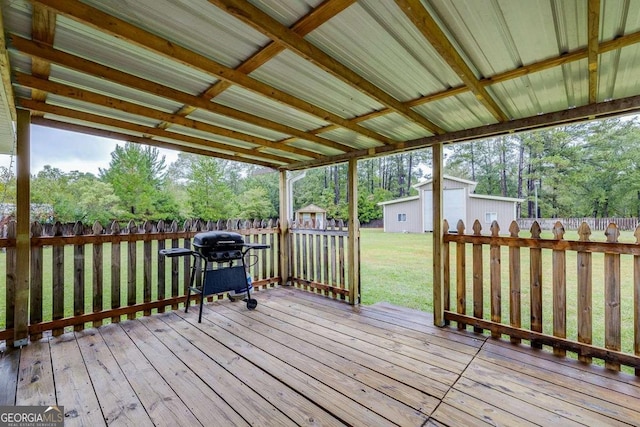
0, 0, 639, 169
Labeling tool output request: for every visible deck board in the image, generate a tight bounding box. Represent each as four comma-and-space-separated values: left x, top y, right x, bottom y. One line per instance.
1, 287, 639, 426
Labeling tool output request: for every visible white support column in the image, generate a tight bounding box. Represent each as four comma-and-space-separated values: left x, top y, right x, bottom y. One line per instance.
14, 109, 30, 346
432, 142, 445, 326
347, 158, 360, 305
278, 170, 290, 286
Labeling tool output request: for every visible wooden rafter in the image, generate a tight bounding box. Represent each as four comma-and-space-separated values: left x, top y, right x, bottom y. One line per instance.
156, 0, 356, 143
15, 73, 324, 161
394, 0, 509, 122
204, 0, 356, 100
34, 0, 396, 146
30, 117, 279, 169
588, 0, 601, 104
19, 99, 295, 165
30, 4, 56, 114
10, 35, 351, 154
211, 0, 444, 135
319, 26, 640, 133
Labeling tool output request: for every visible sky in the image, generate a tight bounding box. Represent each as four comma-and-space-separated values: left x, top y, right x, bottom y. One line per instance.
0, 125, 180, 176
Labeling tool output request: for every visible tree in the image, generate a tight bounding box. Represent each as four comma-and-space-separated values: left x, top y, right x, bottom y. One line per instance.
185, 155, 235, 220
99, 142, 178, 220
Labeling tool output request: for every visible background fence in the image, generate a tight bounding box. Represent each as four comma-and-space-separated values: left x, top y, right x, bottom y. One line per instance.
518, 217, 640, 231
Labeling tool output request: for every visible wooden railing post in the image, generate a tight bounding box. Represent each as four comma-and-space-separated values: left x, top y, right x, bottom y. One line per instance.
552, 221, 566, 357
509, 221, 521, 343
490, 221, 501, 339
604, 223, 621, 371
530, 221, 543, 348
577, 222, 593, 363
472, 220, 483, 333
456, 220, 466, 330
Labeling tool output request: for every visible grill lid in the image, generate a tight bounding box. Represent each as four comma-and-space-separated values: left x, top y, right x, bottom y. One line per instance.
193, 231, 244, 248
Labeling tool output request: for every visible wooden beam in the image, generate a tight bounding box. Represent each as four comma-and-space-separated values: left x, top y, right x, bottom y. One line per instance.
395, 0, 508, 122
14, 109, 30, 346
588, 0, 601, 104
20, 100, 293, 165
211, 0, 444, 135
204, 0, 356, 100
30, 116, 280, 169
34, 0, 396, 146
347, 158, 360, 305
283, 93, 640, 170
278, 171, 291, 286
15, 72, 324, 160
432, 142, 444, 326
9, 35, 355, 153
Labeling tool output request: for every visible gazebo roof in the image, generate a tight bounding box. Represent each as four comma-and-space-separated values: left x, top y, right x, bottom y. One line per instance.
1, 0, 639, 169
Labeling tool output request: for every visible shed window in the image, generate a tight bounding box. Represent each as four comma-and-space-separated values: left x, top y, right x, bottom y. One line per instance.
397, 213, 407, 222
485, 212, 497, 223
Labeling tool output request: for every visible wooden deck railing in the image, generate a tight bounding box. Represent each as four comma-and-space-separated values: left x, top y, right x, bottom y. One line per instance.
0, 219, 280, 346
289, 219, 357, 300
444, 219, 640, 375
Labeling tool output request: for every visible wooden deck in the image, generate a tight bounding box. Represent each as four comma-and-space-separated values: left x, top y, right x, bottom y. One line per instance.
1, 287, 639, 426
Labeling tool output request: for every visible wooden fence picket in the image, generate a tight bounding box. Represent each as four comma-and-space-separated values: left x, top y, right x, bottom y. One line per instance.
143, 221, 153, 316
52, 221, 65, 335
508, 221, 521, 343
490, 221, 501, 339
156, 220, 166, 313
456, 220, 466, 330
472, 220, 483, 333
92, 221, 104, 328
577, 222, 593, 363
127, 220, 137, 320
110, 221, 121, 323
443, 220, 450, 315
552, 221, 566, 357
635, 225, 640, 376
29, 222, 43, 340
73, 221, 85, 331
529, 221, 543, 348
604, 223, 621, 371
170, 220, 180, 310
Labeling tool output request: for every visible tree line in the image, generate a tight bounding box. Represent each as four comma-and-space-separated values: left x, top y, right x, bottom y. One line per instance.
0, 116, 635, 224
445, 117, 640, 218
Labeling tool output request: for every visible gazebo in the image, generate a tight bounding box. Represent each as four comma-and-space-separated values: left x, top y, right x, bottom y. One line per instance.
1, 1, 639, 424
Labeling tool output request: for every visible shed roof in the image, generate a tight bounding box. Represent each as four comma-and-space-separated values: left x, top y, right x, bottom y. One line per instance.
1, 0, 640, 169
296, 203, 326, 213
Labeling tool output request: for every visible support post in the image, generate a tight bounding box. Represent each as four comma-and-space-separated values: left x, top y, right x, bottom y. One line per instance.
278, 170, 290, 286
14, 109, 30, 346
347, 159, 360, 305
432, 142, 445, 326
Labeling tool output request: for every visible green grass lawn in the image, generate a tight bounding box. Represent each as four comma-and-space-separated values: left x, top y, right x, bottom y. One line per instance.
360, 228, 636, 360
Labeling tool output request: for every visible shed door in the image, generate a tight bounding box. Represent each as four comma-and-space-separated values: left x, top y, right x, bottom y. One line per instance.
423, 189, 466, 232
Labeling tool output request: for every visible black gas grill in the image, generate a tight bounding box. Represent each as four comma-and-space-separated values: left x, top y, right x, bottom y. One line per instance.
160, 231, 269, 322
